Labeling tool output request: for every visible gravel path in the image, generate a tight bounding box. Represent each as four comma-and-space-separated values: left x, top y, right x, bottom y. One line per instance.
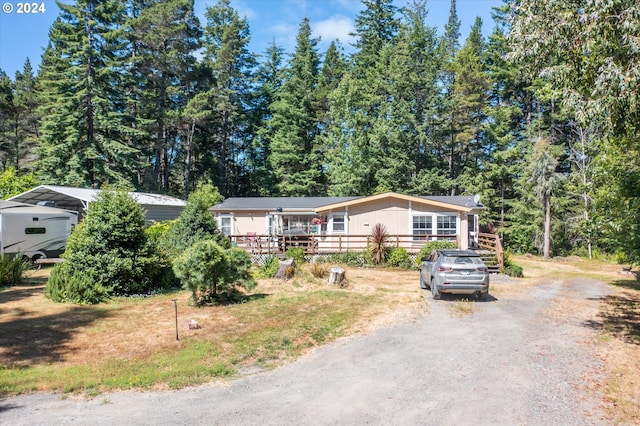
0, 277, 611, 425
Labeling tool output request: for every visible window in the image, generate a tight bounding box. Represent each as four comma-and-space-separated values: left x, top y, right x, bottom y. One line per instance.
25, 227, 46, 235
412, 216, 432, 240
332, 214, 345, 232
219, 215, 233, 236
436, 215, 457, 235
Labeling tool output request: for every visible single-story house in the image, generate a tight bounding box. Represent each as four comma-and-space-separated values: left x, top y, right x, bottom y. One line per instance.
209, 192, 484, 252
8, 185, 186, 223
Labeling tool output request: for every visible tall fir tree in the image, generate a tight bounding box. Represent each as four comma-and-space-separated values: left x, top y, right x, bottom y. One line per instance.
268, 17, 323, 196
37, 0, 140, 187
127, 0, 201, 193
194, 0, 256, 197
446, 17, 491, 194
324, 0, 399, 196
0, 70, 15, 170
12, 59, 41, 170
247, 41, 285, 196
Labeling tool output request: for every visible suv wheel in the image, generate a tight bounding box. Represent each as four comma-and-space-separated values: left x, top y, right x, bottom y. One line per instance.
431, 279, 441, 300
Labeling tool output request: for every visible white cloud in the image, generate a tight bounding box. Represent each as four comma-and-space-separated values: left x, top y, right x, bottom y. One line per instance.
312, 15, 355, 45
231, 0, 258, 20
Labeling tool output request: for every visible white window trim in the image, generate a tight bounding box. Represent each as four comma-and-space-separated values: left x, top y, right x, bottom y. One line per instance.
218, 213, 234, 236
329, 212, 347, 234
411, 214, 433, 240
434, 213, 458, 236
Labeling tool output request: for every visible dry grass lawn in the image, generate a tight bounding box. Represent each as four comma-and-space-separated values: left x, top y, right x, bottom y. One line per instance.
1, 256, 639, 423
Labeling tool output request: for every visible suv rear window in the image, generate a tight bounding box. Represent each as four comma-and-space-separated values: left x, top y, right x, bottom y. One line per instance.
443, 256, 483, 265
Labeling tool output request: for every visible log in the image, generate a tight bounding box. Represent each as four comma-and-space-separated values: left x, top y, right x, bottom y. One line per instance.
328, 266, 345, 286
274, 258, 295, 280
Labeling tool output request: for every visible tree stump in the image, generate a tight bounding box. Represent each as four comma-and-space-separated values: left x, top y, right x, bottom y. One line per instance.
328, 266, 345, 286
274, 258, 295, 280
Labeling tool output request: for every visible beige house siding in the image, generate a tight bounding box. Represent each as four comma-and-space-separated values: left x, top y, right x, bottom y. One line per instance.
346, 198, 410, 235
220, 211, 268, 236
212, 193, 482, 252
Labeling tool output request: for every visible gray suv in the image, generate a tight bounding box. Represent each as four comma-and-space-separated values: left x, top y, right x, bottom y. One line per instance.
420, 249, 490, 300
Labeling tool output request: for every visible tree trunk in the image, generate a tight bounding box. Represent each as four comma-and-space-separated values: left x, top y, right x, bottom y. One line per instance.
543, 194, 551, 259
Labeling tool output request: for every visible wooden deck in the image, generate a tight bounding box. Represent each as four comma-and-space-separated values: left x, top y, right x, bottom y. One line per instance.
229, 232, 504, 270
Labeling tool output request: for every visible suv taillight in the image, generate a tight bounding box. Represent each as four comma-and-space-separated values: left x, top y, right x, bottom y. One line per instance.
438, 266, 452, 272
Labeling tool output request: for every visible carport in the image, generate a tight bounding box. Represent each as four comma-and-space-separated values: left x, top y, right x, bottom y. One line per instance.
8, 185, 186, 223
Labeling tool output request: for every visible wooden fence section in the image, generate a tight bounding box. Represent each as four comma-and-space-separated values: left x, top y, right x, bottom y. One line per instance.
228, 233, 461, 256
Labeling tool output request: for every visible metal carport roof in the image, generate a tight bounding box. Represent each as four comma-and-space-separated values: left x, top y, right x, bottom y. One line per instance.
8, 185, 186, 215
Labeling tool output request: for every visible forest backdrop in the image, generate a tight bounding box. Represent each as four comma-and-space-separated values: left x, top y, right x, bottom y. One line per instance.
0, 0, 638, 264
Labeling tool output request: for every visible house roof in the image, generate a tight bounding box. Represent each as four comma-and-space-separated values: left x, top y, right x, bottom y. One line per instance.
210, 192, 484, 213
210, 196, 359, 212
8, 185, 186, 211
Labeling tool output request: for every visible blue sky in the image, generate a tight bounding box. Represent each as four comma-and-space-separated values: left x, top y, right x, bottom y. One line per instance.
0, 0, 503, 78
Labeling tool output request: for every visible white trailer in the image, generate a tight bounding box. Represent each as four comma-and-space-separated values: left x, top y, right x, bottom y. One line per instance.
0, 200, 78, 261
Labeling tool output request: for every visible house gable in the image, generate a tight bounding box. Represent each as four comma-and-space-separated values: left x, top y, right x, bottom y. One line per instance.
314, 192, 479, 214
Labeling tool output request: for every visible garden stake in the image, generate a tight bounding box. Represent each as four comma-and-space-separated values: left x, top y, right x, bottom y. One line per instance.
172, 299, 179, 341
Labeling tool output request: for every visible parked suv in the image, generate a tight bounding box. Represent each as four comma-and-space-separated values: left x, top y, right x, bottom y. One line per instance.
419, 249, 490, 300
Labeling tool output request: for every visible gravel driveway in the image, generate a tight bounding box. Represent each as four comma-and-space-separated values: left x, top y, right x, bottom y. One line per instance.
0, 276, 611, 425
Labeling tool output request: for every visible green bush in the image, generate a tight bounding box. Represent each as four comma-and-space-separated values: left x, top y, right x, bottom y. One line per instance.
0, 254, 29, 286
173, 240, 256, 306
386, 247, 413, 269
160, 183, 227, 256
146, 220, 175, 248
46, 263, 110, 304
502, 250, 524, 278
415, 240, 458, 265
260, 255, 280, 278
286, 247, 305, 266
504, 264, 524, 278
327, 251, 367, 267
46, 189, 163, 304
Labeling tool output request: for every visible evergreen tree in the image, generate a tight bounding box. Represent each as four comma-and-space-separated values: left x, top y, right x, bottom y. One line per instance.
524, 138, 564, 258
36, 0, 140, 187
247, 41, 285, 196
509, 0, 640, 263
351, 0, 399, 70
127, 0, 201, 193
12, 59, 41, 170
446, 17, 491, 194
268, 17, 323, 196
324, 0, 400, 196
194, 0, 256, 197
0, 70, 14, 170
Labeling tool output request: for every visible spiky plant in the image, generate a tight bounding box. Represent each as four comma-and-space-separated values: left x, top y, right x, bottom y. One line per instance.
369, 223, 390, 265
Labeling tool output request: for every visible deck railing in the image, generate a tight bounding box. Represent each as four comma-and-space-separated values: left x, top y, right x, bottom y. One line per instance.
477, 232, 505, 270
228, 233, 461, 255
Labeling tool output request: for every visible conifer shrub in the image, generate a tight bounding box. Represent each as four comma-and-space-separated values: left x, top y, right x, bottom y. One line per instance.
173, 241, 256, 306
160, 183, 227, 256
45, 189, 163, 304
